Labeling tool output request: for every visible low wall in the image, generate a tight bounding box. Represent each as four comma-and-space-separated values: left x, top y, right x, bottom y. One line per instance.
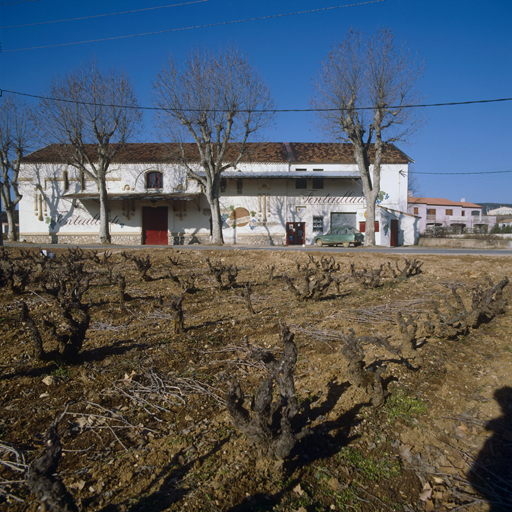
418, 237, 512, 249
21, 234, 142, 245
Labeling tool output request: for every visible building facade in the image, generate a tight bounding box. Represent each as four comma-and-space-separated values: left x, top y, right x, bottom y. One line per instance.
19, 142, 416, 246
487, 206, 512, 216
407, 197, 496, 233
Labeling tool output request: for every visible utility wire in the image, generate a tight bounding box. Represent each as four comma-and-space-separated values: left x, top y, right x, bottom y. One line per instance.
1, 0, 385, 52
0, 1, 208, 29
0, 0, 37, 5
410, 170, 512, 175
1, 88, 512, 113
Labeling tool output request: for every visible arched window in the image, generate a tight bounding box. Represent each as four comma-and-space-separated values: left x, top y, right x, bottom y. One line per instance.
146, 171, 163, 189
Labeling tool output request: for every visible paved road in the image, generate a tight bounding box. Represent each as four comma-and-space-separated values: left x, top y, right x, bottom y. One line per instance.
3, 241, 512, 256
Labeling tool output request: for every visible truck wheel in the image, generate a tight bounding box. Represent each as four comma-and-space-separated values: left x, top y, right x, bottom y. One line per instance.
316, 239, 323, 247
343, 242, 350, 248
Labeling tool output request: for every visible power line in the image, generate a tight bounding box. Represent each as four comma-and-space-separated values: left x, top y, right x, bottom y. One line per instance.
0, 0, 37, 5
1, 88, 512, 113
1, 0, 385, 52
0, 1, 208, 29
411, 170, 512, 175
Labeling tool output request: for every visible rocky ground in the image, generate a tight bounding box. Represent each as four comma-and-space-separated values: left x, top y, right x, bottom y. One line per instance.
1, 246, 511, 512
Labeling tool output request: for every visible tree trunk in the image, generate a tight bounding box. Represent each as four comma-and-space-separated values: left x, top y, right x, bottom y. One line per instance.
97, 178, 111, 244
353, 147, 378, 247
206, 184, 224, 245
364, 194, 377, 246
6, 205, 18, 242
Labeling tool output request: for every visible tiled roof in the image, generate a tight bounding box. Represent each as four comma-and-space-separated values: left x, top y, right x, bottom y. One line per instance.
22, 142, 412, 165
290, 143, 413, 164
408, 197, 482, 208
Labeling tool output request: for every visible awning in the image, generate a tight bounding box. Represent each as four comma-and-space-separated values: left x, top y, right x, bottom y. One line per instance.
199, 171, 361, 179
63, 192, 200, 201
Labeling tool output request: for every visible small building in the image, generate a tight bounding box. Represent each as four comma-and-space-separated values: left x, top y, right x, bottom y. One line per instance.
19, 142, 416, 246
487, 206, 512, 216
407, 197, 496, 234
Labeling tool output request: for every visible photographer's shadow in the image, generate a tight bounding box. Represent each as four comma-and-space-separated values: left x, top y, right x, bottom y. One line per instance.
469, 386, 512, 511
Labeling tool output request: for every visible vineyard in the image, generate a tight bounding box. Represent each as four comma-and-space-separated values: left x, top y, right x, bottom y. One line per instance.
1, 247, 511, 512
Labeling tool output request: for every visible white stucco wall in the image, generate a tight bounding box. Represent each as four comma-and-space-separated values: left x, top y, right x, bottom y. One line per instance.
19, 158, 410, 246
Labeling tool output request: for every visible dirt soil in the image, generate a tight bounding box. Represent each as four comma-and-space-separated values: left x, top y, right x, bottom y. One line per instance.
1, 247, 512, 512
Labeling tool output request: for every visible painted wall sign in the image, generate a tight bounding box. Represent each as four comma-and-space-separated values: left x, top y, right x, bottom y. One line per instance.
50, 211, 123, 227
229, 207, 251, 227
301, 192, 365, 205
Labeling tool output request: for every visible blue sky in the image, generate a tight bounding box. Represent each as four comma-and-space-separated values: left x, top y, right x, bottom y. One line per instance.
1, 0, 511, 203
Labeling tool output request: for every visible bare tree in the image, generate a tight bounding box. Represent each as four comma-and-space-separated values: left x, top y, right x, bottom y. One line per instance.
312, 29, 424, 246
39, 59, 142, 243
407, 164, 422, 197
0, 96, 36, 241
152, 47, 274, 244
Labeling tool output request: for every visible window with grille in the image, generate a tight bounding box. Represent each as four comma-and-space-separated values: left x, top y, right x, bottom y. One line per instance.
446, 209, 453, 216
313, 216, 324, 232
146, 171, 163, 189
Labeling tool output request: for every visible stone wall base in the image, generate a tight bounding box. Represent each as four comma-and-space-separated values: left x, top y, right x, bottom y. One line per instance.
418, 237, 512, 249
20, 232, 287, 246
235, 233, 286, 246
171, 234, 211, 245
21, 234, 142, 245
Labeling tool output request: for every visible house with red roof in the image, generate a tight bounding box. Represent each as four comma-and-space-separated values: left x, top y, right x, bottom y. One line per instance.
407, 196, 496, 234
19, 142, 417, 246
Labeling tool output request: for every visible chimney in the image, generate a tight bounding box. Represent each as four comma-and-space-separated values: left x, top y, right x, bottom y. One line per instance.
461, 198, 466, 203
407, 190, 414, 197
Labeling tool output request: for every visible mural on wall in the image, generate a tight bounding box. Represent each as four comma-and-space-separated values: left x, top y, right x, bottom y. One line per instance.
221, 204, 278, 230
376, 191, 390, 205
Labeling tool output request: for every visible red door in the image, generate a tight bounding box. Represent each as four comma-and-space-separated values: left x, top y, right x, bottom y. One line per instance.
286, 222, 305, 245
359, 221, 379, 233
142, 207, 168, 245
390, 219, 399, 247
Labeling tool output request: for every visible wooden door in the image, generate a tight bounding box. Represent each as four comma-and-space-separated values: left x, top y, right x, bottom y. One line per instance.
142, 207, 168, 245
358, 221, 379, 233
286, 222, 305, 245
390, 219, 399, 247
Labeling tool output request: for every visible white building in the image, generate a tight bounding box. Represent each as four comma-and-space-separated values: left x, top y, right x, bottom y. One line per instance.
19, 142, 417, 246
407, 197, 496, 234
487, 206, 512, 216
